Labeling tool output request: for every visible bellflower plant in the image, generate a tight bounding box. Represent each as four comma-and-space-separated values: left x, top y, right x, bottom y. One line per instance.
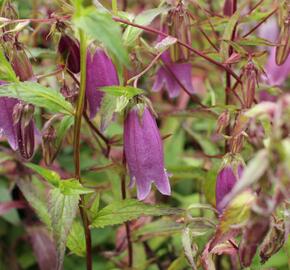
86, 49, 119, 118
215, 154, 244, 214
124, 99, 171, 200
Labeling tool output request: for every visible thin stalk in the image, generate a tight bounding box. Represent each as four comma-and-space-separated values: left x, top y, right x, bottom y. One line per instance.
112, 0, 118, 14
225, 0, 237, 152
73, 29, 92, 270
112, 17, 241, 83
121, 150, 133, 267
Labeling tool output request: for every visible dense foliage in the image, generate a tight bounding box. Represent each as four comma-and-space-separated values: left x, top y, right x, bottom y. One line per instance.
0, 0, 289, 269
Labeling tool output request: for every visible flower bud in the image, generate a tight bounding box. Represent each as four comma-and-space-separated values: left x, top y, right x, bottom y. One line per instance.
216, 110, 230, 134
215, 154, 244, 214
86, 49, 119, 118
243, 60, 258, 108
11, 45, 34, 81
58, 34, 80, 74
13, 102, 35, 160
124, 99, 171, 200
42, 126, 57, 166
276, 2, 290, 65
223, 0, 234, 16
167, 1, 191, 61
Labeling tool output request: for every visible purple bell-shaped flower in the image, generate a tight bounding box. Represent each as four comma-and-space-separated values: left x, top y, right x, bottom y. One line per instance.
215, 154, 244, 214
124, 101, 171, 200
86, 49, 119, 118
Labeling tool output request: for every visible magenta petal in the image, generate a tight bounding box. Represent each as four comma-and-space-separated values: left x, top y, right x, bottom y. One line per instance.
265, 47, 290, 86
124, 106, 171, 200
153, 63, 194, 98
215, 165, 243, 214
86, 49, 119, 118
0, 97, 18, 150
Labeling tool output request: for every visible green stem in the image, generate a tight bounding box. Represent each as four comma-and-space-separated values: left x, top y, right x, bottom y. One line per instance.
73, 29, 92, 270
112, 0, 118, 14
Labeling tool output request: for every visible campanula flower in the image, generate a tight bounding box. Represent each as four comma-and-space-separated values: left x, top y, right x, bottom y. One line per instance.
216, 155, 244, 214
124, 101, 171, 200
58, 34, 80, 74
152, 51, 194, 98
86, 49, 119, 118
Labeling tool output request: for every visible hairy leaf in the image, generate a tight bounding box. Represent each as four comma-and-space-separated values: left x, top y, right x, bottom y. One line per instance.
74, 8, 129, 66
48, 188, 79, 270
0, 82, 74, 115
91, 199, 182, 228
67, 221, 86, 257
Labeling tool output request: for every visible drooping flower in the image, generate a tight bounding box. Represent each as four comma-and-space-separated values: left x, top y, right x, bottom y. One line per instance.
124, 101, 171, 200
152, 2, 194, 98
0, 47, 36, 160
215, 155, 244, 214
265, 47, 290, 86
152, 51, 194, 98
86, 49, 119, 118
58, 34, 80, 74
0, 95, 18, 150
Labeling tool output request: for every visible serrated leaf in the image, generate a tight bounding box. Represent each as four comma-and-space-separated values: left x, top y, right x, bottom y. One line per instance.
59, 179, 94, 195
48, 188, 79, 270
182, 227, 197, 270
67, 221, 86, 257
220, 1, 249, 61
91, 199, 182, 228
0, 82, 74, 115
17, 178, 52, 229
99, 94, 118, 130
74, 8, 129, 66
0, 50, 18, 82
25, 163, 61, 187
123, 6, 169, 46
100, 85, 143, 97
56, 115, 74, 147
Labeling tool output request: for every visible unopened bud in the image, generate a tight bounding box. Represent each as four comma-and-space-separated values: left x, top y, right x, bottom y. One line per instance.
167, 1, 191, 61
42, 126, 57, 165
13, 102, 35, 160
243, 60, 258, 108
58, 34, 80, 74
223, 0, 234, 16
11, 45, 34, 81
216, 110, 230, 134
276, 1, 290, 65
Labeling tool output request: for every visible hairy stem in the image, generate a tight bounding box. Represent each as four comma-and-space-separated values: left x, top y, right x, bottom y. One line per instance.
73, 29, 92, 270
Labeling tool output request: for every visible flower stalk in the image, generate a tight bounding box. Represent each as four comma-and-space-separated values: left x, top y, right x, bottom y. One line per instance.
72, 29, 92, 270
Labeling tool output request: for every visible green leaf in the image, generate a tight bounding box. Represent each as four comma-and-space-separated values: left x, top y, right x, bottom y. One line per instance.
0, 82, 74, 115
220, 1, 249, 61
74, 8, 129, 66
0, 50, 18, 82
17, 177, 51, 229
48, 188, 79, 270
182, 227, 197, 269
26, 164, 93, 196
59, 179, 94, 195
237, 37, 276, 47
100, 85, 143, 97
25, 163, 61, 187
123, 6, 169, 46
91, 199, 182, 228
56, 115, 74, 147
67, 221, 86, 257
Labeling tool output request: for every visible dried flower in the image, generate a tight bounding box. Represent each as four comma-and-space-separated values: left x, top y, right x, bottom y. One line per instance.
58, 34, 80, 74
124, 101, 171, 200
42, 126, 57, 166
216, 154, 244, 214
86, 49, 119, 118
